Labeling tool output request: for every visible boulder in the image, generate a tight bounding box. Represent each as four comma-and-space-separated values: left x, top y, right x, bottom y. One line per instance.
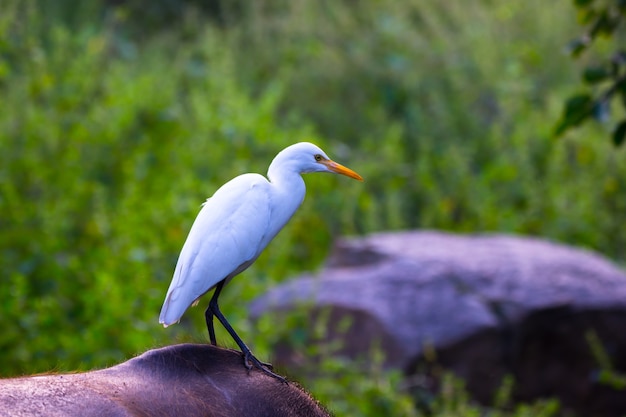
0, 344, 329, 417
251, 230, 626, 416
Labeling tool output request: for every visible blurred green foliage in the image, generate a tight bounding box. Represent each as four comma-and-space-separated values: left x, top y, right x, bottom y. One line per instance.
1, 0, 625, 414
555, 0, 626, 144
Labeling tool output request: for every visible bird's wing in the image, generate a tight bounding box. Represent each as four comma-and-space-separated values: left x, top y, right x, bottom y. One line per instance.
159, 174, 272, 325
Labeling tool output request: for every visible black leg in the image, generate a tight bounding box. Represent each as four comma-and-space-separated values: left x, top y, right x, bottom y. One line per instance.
204, 304, 217, 346
208, 280, 287, 384
205, 282, 221, 346
205, 280, 226, 345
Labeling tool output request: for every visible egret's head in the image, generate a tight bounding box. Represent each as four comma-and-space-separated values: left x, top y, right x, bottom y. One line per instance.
271, 142, 363, 181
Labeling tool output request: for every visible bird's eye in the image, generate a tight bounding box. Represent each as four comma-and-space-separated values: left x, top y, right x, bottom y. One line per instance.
314, 154, 323, 162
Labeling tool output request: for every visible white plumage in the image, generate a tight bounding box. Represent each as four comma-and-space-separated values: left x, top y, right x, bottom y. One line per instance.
158, 142, 362, 381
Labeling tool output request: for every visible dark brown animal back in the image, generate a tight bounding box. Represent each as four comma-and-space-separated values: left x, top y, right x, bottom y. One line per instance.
0, 344, 331, 417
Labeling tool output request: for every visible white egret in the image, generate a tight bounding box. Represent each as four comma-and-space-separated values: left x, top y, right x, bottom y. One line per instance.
159, 142, 363, 382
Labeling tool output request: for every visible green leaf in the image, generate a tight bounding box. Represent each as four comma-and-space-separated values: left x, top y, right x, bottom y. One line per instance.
590, 11, 620, 38
566, 37, 589, 57
612, 120, 626, 146
582, 66, 609, 84
554, 93, 595, 136
573, 0, 595, 8
578, 8, 598, 25
564, 93, 594, 115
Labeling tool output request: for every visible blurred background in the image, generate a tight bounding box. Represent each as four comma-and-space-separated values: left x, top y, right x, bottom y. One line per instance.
1, 0, 625, 415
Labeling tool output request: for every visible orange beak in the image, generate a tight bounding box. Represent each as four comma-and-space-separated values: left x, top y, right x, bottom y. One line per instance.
321, 160, 363, 181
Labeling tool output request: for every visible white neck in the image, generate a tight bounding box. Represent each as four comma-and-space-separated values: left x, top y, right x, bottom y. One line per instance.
263, 157, 306, 242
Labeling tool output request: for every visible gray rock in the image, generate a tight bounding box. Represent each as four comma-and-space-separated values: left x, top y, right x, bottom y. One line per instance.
251, 231, 626, 416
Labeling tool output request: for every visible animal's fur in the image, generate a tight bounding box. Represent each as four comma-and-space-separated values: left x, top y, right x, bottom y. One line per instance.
0, 344, 331, 417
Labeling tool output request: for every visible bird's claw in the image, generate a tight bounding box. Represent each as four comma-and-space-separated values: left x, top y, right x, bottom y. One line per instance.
243, 351, 287, 384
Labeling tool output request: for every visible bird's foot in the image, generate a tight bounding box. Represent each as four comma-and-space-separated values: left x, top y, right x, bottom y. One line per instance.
243, 351, 288, 384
